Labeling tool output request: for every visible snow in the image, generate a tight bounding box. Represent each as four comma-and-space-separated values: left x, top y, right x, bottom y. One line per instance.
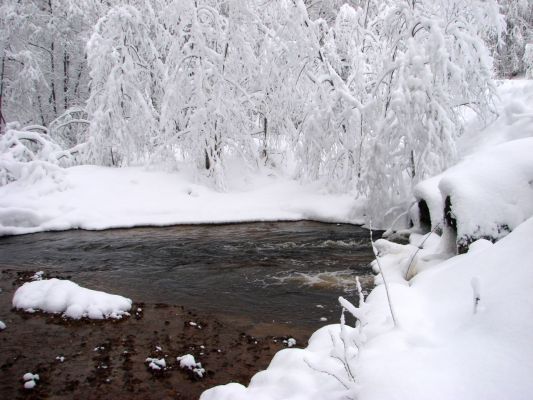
413, 137, 533, 246
177, 354, 206, 378
439, 138, 533, 245
146, 357, 166, 370
0, 320, 6, 330
22, 372, 39, 390
12, 279, 132, 319
23, 372, 39, 382
31, 271, 44, 281
202, 217, 533, 400
177, 354, 199, 369
458, 80, 533, 157
0, 165, 362, 236
413, 173, 444, 230
285, 338, 296, 348
412, 80, 533, 241
24, 380, 36, 389
201, 80, 533, 400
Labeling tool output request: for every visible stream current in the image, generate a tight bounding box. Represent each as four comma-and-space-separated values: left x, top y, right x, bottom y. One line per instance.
0, 221, 377, 329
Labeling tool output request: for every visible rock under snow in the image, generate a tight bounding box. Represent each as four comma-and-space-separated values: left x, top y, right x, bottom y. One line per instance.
146, 357, 166, 370
22, 372, 39, 390
439, 138, 533, 246
177, 354, 205, 378
12, 279, 132, 319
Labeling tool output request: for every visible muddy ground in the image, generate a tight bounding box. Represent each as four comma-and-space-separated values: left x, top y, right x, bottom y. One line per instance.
0, 269, 314, 399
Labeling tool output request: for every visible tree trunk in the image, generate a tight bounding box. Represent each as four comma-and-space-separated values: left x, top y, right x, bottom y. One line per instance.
0, 55, 5, 134
63, 49, 69, 111
48, 0, 57, 117
262, 116, 268, 159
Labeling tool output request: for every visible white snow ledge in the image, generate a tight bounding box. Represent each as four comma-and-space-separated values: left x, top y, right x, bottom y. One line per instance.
13, 279, 132, 320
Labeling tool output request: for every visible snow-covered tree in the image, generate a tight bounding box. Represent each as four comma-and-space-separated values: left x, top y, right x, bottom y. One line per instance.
494, 0, 533, 77
85, 4, 160, 166
0, 0, 101, 127
1, 0, 508, 223
525, 43, 533, 79
160, 0, 265, 188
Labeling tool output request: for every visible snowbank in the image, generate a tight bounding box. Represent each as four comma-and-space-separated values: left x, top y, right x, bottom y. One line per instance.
412, 138, 533, 247
203, 217, 533, 400
412, 80, 533, 237
439, 138, 533, 246
13, 279, 132, 319
201, 324, 354, 400
0, 165, 362, 236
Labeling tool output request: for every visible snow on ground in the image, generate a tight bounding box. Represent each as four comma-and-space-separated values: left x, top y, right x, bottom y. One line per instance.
12, 279, 132, 319
202, 217, 533, 400
0, 164, 362, 236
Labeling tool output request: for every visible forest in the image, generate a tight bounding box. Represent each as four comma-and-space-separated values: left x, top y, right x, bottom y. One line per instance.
2, 0, 531, 225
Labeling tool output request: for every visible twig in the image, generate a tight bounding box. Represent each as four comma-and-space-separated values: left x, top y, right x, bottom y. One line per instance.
303, 359, 351, 392
369, 221, 398, 327
405, 222, 441, 280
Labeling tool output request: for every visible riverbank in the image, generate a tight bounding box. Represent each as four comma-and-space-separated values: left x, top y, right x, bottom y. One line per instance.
0, 165, 363, 237
0, 269, 312, 399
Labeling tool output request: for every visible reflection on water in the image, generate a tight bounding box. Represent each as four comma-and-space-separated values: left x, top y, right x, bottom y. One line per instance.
0, 221, 377, 328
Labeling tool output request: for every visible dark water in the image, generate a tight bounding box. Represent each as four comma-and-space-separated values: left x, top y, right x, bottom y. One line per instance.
0, 221, 376, 328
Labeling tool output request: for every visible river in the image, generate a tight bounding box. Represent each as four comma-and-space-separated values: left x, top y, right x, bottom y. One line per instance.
0, 221, 376, 329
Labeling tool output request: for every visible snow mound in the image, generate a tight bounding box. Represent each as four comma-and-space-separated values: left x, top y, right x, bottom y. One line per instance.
439, 138, 533, 246
12, 279, 132, 319
22, 372, 39, 390
177, 354, 206, 378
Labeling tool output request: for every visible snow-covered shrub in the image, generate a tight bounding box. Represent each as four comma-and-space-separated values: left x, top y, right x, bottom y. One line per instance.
0, 124, 77, 186
48, 107, 90, 150
493, 0, 533, 78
